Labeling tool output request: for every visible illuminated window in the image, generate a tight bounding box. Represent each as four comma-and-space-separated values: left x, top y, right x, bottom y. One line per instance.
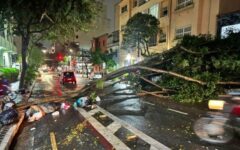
149, 4, 159, 18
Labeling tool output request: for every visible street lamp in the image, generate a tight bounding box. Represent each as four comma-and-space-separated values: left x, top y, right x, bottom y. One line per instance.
126, 53, 131, 66
42, 49, 47, 54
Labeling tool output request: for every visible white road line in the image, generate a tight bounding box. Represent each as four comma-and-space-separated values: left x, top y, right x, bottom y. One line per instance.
168, 108, 188, 115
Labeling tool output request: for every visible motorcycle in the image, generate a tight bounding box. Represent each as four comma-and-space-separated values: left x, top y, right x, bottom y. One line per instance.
194, 94, 240, 144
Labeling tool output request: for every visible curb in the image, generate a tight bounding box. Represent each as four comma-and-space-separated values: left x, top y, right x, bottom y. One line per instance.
77, 106, 170, 150
0, 113, 24, 150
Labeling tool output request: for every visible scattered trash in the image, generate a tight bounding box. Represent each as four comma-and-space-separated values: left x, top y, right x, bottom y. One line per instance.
74, 96, 89, 108
95, 96, 101, 102
25, 102, 61, 122
40, 102, 61, 113
3, 101, 16, 111
61, 102, 70, 110
52, 111, 60, 117
30, 127, 36, 131
126, 135, 138, 142
91, 105, 97, 109
0, 108, 18, 126
99, 115, 107, 120
25, 105, 46, 122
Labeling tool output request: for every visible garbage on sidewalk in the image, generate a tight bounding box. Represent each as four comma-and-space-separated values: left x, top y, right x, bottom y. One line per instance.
73, 95, 101, 110
0, 108, 18, 126
25, 102, 62, 122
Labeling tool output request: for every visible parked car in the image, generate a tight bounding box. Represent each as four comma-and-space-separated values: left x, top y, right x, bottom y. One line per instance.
60, 71, 76, 84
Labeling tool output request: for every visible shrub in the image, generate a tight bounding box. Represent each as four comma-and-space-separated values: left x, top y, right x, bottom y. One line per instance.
0, 68, 19, 82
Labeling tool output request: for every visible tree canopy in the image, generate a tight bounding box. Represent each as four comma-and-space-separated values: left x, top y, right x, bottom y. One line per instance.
122, 13, 160, 56
138, 32, 240, 103
0, 0, 101, 88
91, 48, 116, 73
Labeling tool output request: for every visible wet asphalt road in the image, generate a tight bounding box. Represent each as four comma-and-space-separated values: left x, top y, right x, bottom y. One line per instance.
12, 73, 240, 150
12, 72, 109, 150
101, 83, 240, 150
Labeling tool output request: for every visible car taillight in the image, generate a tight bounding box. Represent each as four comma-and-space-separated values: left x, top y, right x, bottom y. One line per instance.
231, 106, 240, 116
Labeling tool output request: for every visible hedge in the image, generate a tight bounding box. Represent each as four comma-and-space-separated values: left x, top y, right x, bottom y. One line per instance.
0, 68, 19, 82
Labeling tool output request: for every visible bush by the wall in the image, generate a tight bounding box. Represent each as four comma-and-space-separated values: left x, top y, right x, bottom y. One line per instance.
0, 68, 19, 82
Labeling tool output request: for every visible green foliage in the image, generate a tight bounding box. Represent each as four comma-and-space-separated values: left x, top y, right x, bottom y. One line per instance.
123, 13, 160, 56
25, 65, 39, 86
0, 68, 19, 82
0, 0, 101, 88
91, 48, 116, 72
151, 32, 240, 103
96, 79, 104, 90
28, 45, 44, 67
90, 92, 97, 103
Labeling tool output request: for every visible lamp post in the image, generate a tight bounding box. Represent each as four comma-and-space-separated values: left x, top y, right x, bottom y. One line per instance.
126, 53, 131, 66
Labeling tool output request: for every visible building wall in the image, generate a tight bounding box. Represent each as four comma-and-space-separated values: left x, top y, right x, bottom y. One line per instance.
91, 34, 108, 73
117, 0, 240, 68
0, 23, 17, 68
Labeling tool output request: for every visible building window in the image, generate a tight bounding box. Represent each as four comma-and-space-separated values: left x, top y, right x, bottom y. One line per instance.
176, 0, 193, 10
139, 0, 149, 6
161, 7, 168, 17
149, 4, 159, 18
175, 26, 191, 39
121, 5, 128, 14
149, 34, 157, 47
133, 0, 138, 8
159, 32, 167, 43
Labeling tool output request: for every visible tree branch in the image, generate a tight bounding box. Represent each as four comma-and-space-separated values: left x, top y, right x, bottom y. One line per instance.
29, 23, 54, 33
180, 46, 217, 55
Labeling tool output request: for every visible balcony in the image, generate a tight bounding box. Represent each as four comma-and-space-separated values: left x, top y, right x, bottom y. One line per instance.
175, 0, 193, 11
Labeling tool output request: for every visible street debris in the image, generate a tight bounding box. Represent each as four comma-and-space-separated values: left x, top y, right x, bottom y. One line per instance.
61, 102, 70, 110
126, 135, 138, 142
30, 127, 36, 131
0, 108, 18, 126
73, 95, 100, 111
25, 102, 62, 122
52, 111, 60, 117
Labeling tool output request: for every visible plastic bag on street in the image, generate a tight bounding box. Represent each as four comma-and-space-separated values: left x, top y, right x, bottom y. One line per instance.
0, 109, 18, 126
75, 97, 89, 107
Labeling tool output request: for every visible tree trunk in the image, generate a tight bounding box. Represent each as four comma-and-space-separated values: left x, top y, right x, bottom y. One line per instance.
84, 62, 88, 78
19, 36, 30, 89
137, 37, 140, 57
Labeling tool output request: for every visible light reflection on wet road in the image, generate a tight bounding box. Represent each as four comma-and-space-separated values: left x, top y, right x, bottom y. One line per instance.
101, 83, 240, 150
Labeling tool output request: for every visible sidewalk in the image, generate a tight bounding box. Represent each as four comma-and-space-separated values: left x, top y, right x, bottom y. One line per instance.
0, 81, 36, 150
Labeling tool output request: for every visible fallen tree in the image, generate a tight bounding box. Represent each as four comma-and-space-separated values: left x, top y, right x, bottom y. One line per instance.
79, 33, 240, 104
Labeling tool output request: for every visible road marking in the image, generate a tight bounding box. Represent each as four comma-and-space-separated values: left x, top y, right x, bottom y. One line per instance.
168, 108, 188, 116
50, 132, 58, 150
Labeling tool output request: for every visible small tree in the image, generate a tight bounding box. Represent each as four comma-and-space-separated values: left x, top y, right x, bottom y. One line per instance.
0, 0, 101, 88
90, 48, 116, 73
123, 13, 160, 56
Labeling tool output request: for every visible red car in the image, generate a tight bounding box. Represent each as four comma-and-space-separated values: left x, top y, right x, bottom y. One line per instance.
60, 71, 76, 84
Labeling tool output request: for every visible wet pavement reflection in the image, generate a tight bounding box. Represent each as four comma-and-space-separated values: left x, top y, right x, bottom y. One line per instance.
101, 83, 240, 150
